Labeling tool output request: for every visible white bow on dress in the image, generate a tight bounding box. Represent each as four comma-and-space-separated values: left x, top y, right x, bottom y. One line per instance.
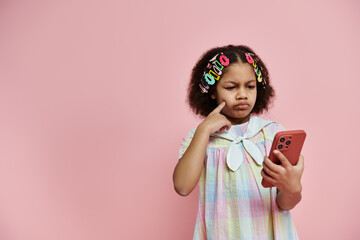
211, 117, 274, 171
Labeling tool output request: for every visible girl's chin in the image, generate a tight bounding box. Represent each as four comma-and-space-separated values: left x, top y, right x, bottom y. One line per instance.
227, 110, 251, 117
223, 112, 251, 123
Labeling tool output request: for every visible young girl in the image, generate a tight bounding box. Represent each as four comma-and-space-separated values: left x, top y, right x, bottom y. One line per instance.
173, 45, 304, 240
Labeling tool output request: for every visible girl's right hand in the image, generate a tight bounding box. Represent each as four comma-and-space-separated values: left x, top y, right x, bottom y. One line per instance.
198, 101, 232, 136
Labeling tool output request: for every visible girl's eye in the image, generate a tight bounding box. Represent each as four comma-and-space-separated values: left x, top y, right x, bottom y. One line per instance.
225, 86, 235, 90
248, 85, 256, 89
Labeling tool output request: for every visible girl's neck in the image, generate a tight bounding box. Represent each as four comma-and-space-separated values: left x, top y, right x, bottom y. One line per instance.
227, 115, 251, 125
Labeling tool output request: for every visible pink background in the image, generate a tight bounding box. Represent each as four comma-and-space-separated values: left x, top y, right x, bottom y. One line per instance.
0, 0, 359, 239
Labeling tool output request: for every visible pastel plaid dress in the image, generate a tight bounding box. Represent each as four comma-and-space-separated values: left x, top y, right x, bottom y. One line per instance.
178, 116, 299, 240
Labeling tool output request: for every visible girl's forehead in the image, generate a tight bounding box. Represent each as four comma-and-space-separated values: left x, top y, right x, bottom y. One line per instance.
226, 62, 253, 72
220, 63, 256, 82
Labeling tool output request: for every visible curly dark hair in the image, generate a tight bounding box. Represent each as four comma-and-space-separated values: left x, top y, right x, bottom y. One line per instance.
187, 44, 275, 118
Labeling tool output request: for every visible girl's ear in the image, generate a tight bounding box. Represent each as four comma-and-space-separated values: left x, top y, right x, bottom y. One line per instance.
211, 92, 216, 100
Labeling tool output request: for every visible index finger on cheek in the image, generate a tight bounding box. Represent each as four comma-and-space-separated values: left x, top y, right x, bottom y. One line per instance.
214, 101, 226, 113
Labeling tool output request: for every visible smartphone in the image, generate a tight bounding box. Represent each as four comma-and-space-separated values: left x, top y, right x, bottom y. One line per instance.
261, 130, 306, 188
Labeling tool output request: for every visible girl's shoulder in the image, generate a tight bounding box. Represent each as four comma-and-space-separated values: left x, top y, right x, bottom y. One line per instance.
180, 118, 285, 140
181, 127, 197, 140
257, 117, 286, 139
178, 127, 197, 159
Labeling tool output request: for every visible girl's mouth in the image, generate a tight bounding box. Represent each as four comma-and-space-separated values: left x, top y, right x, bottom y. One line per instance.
233, 103, 250, 110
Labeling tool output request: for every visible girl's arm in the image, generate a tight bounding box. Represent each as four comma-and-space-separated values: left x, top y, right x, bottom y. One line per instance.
173, 102, 232, 196
173, 125, 211, 196
276, 188, 302, 211
261, 151, 304, 210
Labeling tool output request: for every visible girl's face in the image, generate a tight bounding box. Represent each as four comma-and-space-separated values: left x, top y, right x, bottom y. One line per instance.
211, 62, 257, 125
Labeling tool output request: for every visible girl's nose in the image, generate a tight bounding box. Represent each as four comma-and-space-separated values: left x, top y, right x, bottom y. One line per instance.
236, 88, 247, 99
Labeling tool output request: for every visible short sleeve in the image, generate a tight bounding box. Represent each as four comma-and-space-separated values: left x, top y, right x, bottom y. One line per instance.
178, 128, 196, 160
264, 122, 287, 142
274, 122, 286, 134
262, 122, 287, 156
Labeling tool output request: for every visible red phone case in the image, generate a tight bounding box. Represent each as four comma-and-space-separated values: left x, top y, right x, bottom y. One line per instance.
261, 130, 306, 188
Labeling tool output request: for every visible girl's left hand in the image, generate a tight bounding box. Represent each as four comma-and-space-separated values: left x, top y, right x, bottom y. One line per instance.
261, 150, 304, 194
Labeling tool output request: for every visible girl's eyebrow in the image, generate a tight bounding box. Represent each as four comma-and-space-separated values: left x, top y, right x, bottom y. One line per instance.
223, 80, 256, 84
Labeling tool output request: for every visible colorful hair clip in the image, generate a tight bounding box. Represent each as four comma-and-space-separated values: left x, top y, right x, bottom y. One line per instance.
199, 83, 208, 93
199, 51, 267, 93
257, 71, 263, 82
245, 53, 254, 64
244, 52, 265, 86
199, 52, 230, 93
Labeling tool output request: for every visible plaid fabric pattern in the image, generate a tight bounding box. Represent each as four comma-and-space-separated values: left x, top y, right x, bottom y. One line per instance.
178, 117, 299, 240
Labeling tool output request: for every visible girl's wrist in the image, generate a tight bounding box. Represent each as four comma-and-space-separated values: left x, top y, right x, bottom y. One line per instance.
283, 183, 302, 196
276, 189, 302, 211
197, 123, 211, 136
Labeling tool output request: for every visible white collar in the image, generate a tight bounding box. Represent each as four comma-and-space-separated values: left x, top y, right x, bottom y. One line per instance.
211, 116, 274, 171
